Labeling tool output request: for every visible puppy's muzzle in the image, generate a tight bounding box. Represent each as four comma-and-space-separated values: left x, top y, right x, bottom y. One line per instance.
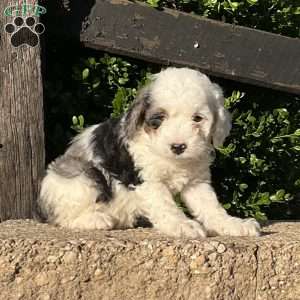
170, 143, 187, 155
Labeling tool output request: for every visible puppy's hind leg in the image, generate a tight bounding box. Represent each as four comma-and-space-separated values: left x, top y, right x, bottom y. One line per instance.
69, 208, 115, 230
39, 156, 116, 230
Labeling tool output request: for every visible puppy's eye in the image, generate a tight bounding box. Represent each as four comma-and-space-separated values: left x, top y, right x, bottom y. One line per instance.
193, 115, 203, 122
147, 114, 164, 129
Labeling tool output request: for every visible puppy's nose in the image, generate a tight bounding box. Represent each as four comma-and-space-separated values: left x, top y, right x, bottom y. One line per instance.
170, 143, 187, 155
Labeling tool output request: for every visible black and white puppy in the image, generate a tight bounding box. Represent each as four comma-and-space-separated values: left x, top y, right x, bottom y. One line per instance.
38, 67, 260, 238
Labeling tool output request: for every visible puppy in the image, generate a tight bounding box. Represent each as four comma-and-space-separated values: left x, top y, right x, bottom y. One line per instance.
38, 67, 260, 238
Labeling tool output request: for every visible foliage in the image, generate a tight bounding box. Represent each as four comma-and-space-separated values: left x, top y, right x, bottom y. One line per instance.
144, 0, 300, 38
44, 43, 158, 160
212, 88, 300, 220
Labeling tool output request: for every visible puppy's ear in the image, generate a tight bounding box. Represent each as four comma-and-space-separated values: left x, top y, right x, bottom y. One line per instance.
123, 87, 151, 140
211, 84, 232, 147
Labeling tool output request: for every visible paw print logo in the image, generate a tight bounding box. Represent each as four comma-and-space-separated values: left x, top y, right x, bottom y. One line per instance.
5, 16, 45, 48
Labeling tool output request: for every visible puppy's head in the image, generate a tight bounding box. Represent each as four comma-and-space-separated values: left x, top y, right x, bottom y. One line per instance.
123, 67, 231, 160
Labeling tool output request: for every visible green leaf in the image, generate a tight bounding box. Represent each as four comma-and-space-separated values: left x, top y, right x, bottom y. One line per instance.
295, 179, 300, 187
223, 203, 231, 209
255, 211, 267, 222
111, 87, 132, 117
228, 1, 239, 10
110, 57, 117, 64
92, 82, 100, 89
270, 189, 286, 202
246, 0, 258, 5
217, 143, 236, 156
82, 68, 90, 80
118, 78, 127, 85
78, 115, 84, 127
72, 116, 78, 126
294, 129, 300, 136
239, 183, 248, 192
256, 192, 270, 205
146, 0, 160, 8
88, 57, 96, 66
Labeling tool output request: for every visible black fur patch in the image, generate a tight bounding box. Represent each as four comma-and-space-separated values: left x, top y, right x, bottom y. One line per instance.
92, 118, 143, 189
85, 167, 112, 203
133, 215, 153, 228
50, 156, 113, 203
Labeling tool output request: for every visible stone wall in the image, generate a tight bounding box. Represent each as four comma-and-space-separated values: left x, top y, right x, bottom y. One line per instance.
0, 220, 299, 300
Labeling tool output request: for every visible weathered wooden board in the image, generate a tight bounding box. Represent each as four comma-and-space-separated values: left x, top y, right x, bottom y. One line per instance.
51, 0, 300, 94
0, 1, 45, 221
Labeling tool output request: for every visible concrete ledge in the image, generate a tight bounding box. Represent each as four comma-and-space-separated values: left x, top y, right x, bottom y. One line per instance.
0, 221, 299, 300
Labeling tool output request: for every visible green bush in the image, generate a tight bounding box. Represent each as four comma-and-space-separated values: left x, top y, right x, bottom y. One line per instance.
213, 88, 299, 220
144, 0, 300, 38
44, 43, 159, 160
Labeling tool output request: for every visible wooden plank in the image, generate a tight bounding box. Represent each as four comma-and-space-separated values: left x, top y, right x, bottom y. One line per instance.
0, 1, 45, 221
50, 0, 300, 95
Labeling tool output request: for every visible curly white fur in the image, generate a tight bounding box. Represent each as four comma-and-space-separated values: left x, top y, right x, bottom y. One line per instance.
38, 67, 260, 238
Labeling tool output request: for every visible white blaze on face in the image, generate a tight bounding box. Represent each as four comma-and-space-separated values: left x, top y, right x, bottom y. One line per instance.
145, 68, 216, 159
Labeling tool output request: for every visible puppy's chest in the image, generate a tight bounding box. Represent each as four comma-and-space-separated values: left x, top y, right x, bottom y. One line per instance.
164, 171, 190, 194
142, 163, 195, 194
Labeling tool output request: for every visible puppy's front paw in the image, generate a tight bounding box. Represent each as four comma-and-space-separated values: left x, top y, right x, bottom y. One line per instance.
179, 219, 207, 239
216, 217, 260, 237
159, 219, 207, 239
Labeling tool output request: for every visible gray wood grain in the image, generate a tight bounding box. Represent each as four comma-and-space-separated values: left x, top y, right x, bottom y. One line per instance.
0, 1, 45, 221
49, 0, 300, 95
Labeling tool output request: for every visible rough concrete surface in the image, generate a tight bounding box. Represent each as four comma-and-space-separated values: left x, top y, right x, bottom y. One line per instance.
0, 220, 299, 300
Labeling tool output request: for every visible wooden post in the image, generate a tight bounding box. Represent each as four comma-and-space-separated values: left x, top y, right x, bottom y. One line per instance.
0, 0, 45, 221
